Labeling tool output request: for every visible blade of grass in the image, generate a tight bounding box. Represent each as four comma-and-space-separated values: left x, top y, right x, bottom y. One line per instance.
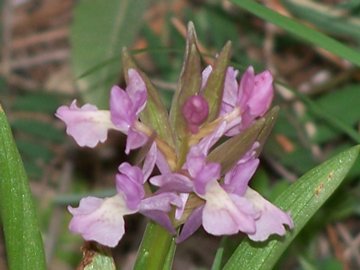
0, 104, 46, 270
231, 0, 360, 67
211, 237, 227, 270
223, 145, 360, 270
277, 82, 360, 144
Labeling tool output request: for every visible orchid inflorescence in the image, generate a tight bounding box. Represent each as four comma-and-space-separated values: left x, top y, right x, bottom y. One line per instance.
56, 24, 293, 248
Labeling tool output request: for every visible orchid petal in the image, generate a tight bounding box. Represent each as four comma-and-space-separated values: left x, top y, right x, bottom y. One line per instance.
238, 66, 255, 107
186, 154, 206, 178
55, 100, 113, 147
141, 210, 176, 234
140, 192, 182, 212
125, 126, 148, 154
190, 121, 227, 156
194, 162, 221, 195
116, 163, 145, 210
68, 195, 135, 247
110, 85, 135, 131
248, 70, 273, 117
150, 173, 193, 193
202, 181, 256, 235
245, 188, 294, 241
221, 67, 239, 114
177, 206, 203, 243
142, 142, 157, 181
127, 69, 147, 114
201, 65, 212, 90
224, 158, 260, 195
175, 193, 190, 221
156, 150, 171, 174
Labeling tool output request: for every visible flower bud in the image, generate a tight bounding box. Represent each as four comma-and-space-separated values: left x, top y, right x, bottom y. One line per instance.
182, 95, 209, 133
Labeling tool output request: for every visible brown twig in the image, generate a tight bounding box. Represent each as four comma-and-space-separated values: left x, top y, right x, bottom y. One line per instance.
336, 223, 360, 267
326, 224, 349, 270
151, 78, 177, 91
10, 48, 69, 69
2, 0, 14, 78
263, 154, 297, 181
11, 26, 69, 51
13, 0, 73, 35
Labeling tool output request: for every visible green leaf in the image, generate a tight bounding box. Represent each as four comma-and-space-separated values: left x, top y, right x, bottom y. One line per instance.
12, 119, 64, 143
169, 22, 202, 150
231, 0, 360, 67
0, 104, 46, 270
122, 49, 175, 148
17, 139, 53, 162
283, 0, 360, 43
133, 222, 175, 270
12, 92, 64, 113
277, 82, 360, 144
223, 145, 360, 270
311, 84, 360, 143
202, 41, 232, 122
71, 0, 149, 107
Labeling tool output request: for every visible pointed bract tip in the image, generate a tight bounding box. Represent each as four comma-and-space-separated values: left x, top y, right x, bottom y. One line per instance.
121, 47, 132, 62
221, 40, 232, 55
186, 21, 198, 45
187, 21, 196, 36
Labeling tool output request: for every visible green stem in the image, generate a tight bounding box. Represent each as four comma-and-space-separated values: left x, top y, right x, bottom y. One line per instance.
133, 221, 175, 270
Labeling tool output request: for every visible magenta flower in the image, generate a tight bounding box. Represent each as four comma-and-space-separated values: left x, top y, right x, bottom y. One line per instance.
201, 65, 274, 136
56, 69, 148, 153
68, 195, 136, 247
57, 34, 293, 249
224, 66, 273, 135
176, 153, 258, 242
150, 125, 293, 243
68, 145, 182, 247
110, 69, 148, 154
222, 147, 294, 241
55, 100, 115, 147
174, 147, 292, 242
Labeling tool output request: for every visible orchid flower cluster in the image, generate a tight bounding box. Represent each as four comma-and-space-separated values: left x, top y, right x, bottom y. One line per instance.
56, 27, 293, 248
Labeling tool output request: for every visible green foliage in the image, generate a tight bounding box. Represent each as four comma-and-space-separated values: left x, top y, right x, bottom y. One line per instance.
71, 0, 149, 108
222, 145, 359, 270
12, 119, 64, 143
282, 0, 360, 43
231, 0, 360, 67
12, 92, 64, 113
0, 105, 46, 270
8, 92, 66, 179
311, 84, 360, 143
4, 1, 357, 269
